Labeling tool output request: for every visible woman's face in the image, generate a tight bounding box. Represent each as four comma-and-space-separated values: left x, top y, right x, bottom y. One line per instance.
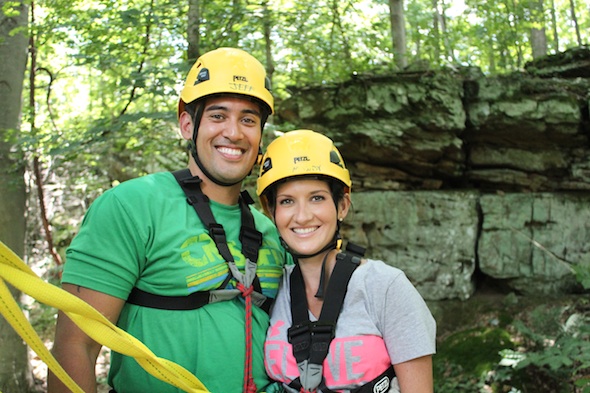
273, 179, 349, 256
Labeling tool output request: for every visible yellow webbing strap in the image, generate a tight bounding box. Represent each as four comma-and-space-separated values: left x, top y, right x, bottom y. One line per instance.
0, 241, 209, 393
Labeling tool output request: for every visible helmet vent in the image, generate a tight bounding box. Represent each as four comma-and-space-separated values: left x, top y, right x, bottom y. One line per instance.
196, 68, 210, 85
261, 157, 272, 175
330, 150, 345, 168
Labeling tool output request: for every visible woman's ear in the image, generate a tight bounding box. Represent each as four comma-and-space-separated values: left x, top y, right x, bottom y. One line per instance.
338, 193, 352, 220
179, 111, 194, 141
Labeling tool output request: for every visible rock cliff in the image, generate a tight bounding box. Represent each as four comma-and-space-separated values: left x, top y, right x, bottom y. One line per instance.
274, 46, 590, 300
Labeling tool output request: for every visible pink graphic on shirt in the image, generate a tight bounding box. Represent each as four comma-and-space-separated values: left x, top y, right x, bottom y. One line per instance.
269, 320, 285, 338
265, 321, 391, 388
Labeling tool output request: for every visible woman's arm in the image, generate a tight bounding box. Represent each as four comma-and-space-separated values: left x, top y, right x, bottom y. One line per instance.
394, 355, 433, 393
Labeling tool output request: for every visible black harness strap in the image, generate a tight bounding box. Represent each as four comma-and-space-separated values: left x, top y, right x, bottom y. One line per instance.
352, 365, 396, 393
287, 243, 367, 392
238, 190, 264, 271
287, 364, 396, 393
126, 169, 269, 312
178, 169, 262, 268
127, 288, 209, 311
127, 287, 273, 313
175, 169, 264, 293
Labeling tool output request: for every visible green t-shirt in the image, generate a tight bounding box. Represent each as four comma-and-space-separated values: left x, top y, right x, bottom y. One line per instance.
62, 172, 288, 393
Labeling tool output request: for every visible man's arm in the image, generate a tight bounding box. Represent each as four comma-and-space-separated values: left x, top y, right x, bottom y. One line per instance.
394, 355, 434, 393
48, 284, 125, 393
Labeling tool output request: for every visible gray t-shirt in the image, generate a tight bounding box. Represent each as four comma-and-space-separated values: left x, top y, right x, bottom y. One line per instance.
264, 259, 436, 393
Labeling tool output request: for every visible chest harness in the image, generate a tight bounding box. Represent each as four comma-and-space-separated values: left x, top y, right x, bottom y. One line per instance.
287, 243, 396, 393
126, 168, 269, 393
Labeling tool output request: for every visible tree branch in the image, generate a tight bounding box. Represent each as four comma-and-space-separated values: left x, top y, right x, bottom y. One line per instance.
119, 0, 154, 117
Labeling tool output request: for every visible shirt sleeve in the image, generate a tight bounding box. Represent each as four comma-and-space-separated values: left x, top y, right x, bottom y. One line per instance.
62, 189, 147, 299
374, 263, 437, 364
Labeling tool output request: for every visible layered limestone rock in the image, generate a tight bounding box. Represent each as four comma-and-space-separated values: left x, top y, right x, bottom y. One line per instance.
275, 47, 590, 300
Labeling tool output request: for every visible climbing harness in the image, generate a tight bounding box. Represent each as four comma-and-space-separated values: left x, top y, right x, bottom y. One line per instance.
0, 169, 270, 393
127, 169, 267, 393
127, 169, 271, 312
287, 243, 396, 393
0, 240, 209, 393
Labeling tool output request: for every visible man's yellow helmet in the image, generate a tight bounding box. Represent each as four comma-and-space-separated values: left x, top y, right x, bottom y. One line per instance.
178, 47, 274, 117
257, 130, 351, 213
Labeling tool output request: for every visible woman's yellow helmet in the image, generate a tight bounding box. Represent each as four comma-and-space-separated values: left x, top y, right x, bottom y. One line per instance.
178, 47, 274, 117
257, 129, 351, 213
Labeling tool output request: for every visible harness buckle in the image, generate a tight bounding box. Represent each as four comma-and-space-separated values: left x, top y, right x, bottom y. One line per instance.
240, 226, 263, 259
309, 322, 335, 354
288, 323, 312, 358
182, 176, 203, 186
309, 322, 334, 336
288, 324, 310, 344
208, 223, 227, 243
186, 195, 198, 206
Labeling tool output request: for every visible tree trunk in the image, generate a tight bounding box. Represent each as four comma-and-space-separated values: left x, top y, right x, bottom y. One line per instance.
488, 38, 496, 72
530, 0, 547, 59
0, 1, 32, 392
549, 0, 559, 51
507, 0, 524, 68
187, 0, 200, 62
388, 0, 407, 69
439, 1, 454, 62
431, 0, 441, 62
262, 0, 275, 81
530, 27, 547, 59
568, 0, 582, 46
330, 0, 352, 63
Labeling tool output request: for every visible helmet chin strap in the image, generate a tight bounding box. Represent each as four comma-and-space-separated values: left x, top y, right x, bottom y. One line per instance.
188, 102, 267, 187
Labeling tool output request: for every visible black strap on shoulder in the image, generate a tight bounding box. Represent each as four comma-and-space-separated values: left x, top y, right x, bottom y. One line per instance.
287, 242, 365, 391
126, 169, 267, 311
238, 189, 263, 269
173, 169, 263, 293
174, 169, 263, 266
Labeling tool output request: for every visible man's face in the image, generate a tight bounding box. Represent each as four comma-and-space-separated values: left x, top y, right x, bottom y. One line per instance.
194, 96, 263, 185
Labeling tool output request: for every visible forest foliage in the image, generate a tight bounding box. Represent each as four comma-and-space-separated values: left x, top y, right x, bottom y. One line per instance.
1, 0, 589, 392
11, 0, 590, 252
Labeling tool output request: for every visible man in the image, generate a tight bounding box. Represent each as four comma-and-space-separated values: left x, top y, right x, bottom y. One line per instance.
48, 48, 287, 393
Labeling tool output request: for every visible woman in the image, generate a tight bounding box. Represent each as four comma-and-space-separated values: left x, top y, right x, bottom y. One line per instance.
257, 129, 436, 393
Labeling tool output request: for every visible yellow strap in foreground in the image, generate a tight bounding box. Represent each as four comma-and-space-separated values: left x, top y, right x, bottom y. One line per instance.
0, 241, 209, 393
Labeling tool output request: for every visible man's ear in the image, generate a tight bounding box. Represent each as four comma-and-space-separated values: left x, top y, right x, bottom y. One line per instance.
179, 111, 194, 141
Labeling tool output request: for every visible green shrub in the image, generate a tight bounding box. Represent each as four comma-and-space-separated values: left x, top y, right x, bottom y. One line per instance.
492, 301, 590, 393
434, 327, 514, 393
